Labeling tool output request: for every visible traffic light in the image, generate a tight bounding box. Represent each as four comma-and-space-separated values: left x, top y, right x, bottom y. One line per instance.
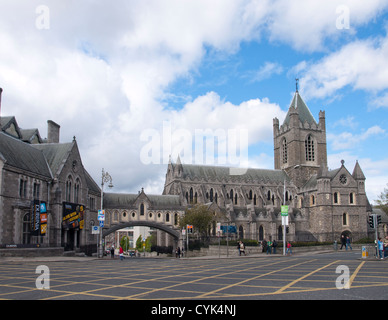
368, 215, 375, 228
187, 225, 193, 234
377, 215, 382, 225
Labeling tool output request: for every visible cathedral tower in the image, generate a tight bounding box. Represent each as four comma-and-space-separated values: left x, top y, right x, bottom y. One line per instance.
273, 86, 327, 187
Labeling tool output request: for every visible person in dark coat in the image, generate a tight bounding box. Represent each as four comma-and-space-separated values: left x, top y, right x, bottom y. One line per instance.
340, 235, 346, 250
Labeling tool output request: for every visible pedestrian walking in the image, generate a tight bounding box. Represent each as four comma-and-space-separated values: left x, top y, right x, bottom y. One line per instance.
261, 240, 267, 253
239, 241, 246, 256
266, 240, 272, 254
272, 240, 278, 254
119, 246, 124, 261
340, 235, 346, 250
345, 236, 352, 250
286, 241, 292, 255
378, 238, 384, 260
110, 246, 115, 258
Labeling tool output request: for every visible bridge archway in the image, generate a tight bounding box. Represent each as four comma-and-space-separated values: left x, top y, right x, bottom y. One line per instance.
102, 220, 181, 240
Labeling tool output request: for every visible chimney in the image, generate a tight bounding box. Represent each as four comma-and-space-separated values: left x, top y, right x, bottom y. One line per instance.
47, 120, 60, 143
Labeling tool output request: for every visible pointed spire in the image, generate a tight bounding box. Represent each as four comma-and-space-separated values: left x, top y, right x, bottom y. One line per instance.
352, 160, 366, 180
283, 89, 317, 126
176, 154, 181, 165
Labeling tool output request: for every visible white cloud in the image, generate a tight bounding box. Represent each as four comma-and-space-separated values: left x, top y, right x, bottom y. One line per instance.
371, 91, 388, 109
266, 0, 388, 52
245, 62, 284, 82
297, 34, 388, 100
328, 125, 385, 150
0, 0, 387, 195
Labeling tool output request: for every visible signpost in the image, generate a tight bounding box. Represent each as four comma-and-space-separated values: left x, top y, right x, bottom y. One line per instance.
92, 226, 100, 234
186, 225, 193, 253
369, 213, 382, 258
98, 210, 105, 221
282, 179, 288, 256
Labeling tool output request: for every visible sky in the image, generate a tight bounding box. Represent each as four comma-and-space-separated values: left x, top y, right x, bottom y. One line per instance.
0, 1, 388, 203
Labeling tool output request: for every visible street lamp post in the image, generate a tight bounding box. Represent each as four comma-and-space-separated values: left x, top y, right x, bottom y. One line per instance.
99, 168, 113, 258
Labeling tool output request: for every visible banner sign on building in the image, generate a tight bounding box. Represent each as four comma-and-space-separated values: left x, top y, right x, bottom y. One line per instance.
62, 202, 85, 230
220, 225, 237, 234
30, 200, 47, 236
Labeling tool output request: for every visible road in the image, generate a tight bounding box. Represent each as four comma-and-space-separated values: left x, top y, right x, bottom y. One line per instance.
0, 250, 387, 302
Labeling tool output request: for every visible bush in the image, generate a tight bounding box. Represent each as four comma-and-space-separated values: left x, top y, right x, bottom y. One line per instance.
354, 237, 374, 244
288, 241, 332, 247
219, 239, 259, 247
150, 245, 173, 254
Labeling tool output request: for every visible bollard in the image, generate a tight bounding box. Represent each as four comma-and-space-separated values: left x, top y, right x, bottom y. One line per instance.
361, 246, 369, 259
333, 240, 338, 251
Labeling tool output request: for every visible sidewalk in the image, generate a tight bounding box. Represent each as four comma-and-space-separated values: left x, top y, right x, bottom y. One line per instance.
1, 248, 372, 263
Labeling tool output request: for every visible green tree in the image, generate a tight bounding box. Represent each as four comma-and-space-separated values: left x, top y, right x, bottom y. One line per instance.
180, 204, 222, 238
136, 234, 154, 252
120, 235, 130, 252
135, 235, 143, 251
375, 183, 388, 214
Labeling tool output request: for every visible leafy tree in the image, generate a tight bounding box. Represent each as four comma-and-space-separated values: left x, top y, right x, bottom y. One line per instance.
375, 183, 388, 214
180, 204, 222, 238
135, 234, 155, 252
135, 235, 143, 251
120, 235, 130, 252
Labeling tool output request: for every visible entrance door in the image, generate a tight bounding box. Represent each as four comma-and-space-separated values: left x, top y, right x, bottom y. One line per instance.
67, 229, 74, 251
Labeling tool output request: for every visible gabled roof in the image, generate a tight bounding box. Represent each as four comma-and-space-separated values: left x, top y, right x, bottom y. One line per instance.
84, 169, 101, 195
20, 128, 43, 144
1, 116, 23, 139
0, 131, 52, 179
283, 91, 317, 126
32, 142, 74, 177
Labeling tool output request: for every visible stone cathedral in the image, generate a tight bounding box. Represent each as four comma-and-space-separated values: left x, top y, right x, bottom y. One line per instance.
163, 88, 371, 242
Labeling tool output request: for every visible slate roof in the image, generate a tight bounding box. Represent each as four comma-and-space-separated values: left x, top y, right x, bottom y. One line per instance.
283, 91, 317, 126
179, 164, 290, 184
303, 167, 341, 190
0, 131, 52, 178
103, 192, 182, 210
32, 142, 73, 176
372, 208, 388, 223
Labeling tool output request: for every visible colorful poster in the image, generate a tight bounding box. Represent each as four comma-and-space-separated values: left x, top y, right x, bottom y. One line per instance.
62, 202, 85, 230
30, 200, 47, 236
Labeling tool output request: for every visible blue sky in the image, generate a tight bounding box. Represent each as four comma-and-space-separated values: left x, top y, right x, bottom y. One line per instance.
0, 1, 388, 202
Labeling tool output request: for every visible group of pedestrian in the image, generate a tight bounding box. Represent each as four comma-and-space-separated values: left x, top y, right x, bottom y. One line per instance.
339, 235, 352, 250
377, 237, 388, 260
175, 247, 184, 258
237, 241, 246, 256
261, 239, 278, 254
234, 239, 293, 256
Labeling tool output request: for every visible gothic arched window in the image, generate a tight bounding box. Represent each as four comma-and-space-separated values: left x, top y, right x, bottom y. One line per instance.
23, 213, 31, 244
305, 135, 315, 161
282, 138, 288, 164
